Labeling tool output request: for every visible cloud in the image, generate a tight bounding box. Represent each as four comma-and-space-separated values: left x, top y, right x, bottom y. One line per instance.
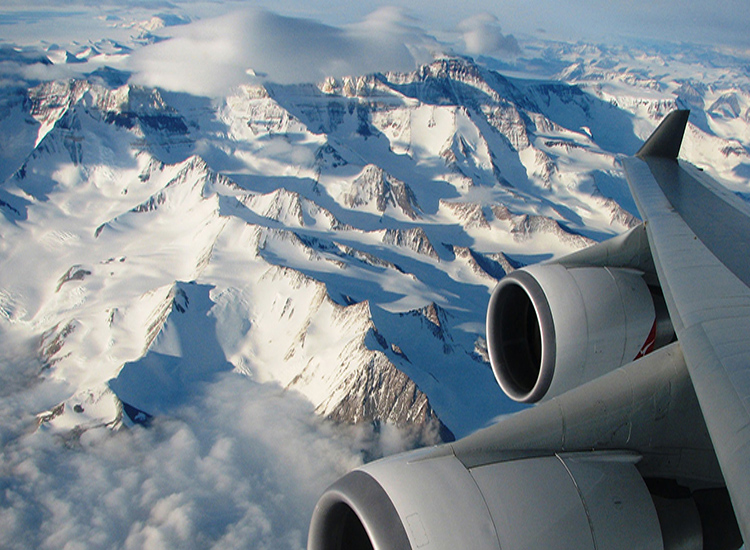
129, 7, 441, 96
458, 13, 520, 57
0, 371, 372, 549
0, 356, 432, 550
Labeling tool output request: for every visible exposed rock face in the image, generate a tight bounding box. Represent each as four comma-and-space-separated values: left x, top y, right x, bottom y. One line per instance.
510, 214, 594, 248
441, 201, 491, 229
325, 351, 453, 445
453, 247, 506, 281
345, 164, 421, 219
56, 266, 92, 291
381, 227, 438, 258
244, 188, 347, 230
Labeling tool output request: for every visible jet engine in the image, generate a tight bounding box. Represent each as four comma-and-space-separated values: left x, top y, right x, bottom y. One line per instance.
308, 449, 692, 550
486, 264, 673, 402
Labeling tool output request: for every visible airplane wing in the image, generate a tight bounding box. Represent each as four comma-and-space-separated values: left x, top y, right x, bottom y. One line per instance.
307, 111, 746, 550
622, 109, 750, 545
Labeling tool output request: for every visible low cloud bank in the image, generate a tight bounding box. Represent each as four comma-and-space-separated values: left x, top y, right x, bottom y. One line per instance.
129, 7, 441, 96
0, 370, 415, 549
1, 6, 526, 97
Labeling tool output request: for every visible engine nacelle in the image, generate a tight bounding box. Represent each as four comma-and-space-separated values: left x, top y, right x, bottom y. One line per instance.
308, 450, 667, 550
486, 264, 673, 403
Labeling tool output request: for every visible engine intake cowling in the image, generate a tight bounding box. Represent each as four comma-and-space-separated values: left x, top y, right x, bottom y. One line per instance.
308, 451, 666, 550
486, 264, 672, 403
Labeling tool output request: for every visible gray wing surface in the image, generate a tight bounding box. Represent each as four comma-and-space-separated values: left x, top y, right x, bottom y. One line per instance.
622, 110, 750, 541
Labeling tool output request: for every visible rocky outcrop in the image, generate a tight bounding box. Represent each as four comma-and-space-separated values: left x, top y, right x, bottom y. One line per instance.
345, 164, 422, 219
381, 227, 438, 258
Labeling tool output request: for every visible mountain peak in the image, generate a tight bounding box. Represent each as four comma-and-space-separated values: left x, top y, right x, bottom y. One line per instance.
382, 56, 503, 107
382, 227, 438, 258
344, 164, 422, 219
418, 56, 484, 83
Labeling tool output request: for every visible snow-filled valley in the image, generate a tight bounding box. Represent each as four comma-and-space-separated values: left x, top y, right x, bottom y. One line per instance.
2, 22, 750, 548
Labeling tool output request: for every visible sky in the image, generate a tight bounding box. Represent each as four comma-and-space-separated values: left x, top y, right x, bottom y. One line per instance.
2, 0, 750, 48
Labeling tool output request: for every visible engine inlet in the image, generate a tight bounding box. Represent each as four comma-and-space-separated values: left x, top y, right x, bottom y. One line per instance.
486, 270, 555, 403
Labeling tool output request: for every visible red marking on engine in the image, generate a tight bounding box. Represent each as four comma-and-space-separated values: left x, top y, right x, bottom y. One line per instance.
635, 319, 657, 360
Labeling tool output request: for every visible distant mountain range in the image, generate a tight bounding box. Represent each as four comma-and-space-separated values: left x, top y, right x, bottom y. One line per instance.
1, 43, 749, 448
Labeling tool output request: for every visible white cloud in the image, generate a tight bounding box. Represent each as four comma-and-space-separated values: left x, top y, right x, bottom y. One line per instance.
0, 346, 432, 550
458, 13, 520, 57
0, 371, 379, 549
129, 7, 441, 96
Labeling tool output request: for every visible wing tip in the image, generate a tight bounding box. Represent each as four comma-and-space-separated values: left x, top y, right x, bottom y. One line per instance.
636, 109, 690, 159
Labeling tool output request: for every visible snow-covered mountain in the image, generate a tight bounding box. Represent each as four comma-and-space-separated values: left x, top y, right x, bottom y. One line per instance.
3, 46, 750, 441
2, 31, 750, 549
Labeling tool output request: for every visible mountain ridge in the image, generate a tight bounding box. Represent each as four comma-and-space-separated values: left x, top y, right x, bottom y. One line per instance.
2, 49, 749, 447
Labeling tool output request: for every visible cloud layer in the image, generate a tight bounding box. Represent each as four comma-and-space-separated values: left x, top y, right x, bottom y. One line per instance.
129, 7, 441, 96
0, 370, 397, 549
